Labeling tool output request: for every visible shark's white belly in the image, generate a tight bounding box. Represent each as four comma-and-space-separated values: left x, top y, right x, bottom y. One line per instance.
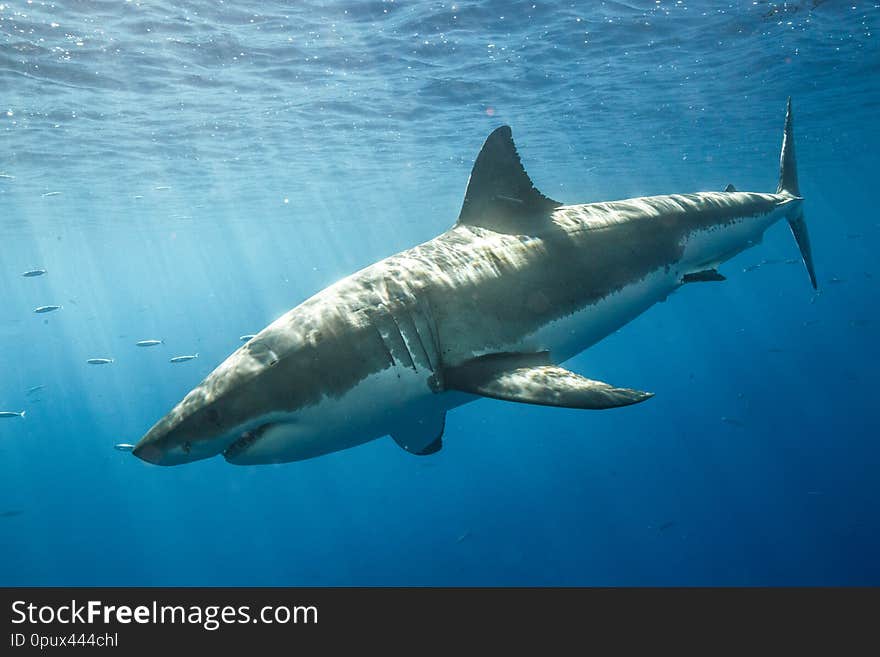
509, 211, 778, 365
227, 244, 757, 466
679, 214, 775, 269
514, 267, 681, 364
225, 362, 437, 465
232, 267, 683, 465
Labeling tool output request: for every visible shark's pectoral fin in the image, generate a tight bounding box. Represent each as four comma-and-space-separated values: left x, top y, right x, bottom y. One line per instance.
391, 411, 446, 456
444, 352, 654, 410
414, 436, 443, 455
681, 268, 726, 283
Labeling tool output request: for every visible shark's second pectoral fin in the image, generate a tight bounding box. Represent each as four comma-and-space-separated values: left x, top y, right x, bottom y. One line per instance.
444, 352, 653, 410
391, 411, 445, 455
681, 268, 726, 283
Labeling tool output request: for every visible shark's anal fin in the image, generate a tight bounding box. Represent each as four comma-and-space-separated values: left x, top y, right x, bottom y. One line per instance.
444, 351, 653, 410
724, 184, 737, 192
391, 411, 446, 456
682, 269, 726, 283
456, 126, 562, 234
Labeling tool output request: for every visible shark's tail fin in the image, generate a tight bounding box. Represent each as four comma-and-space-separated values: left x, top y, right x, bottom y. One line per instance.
778, 97, 817, 289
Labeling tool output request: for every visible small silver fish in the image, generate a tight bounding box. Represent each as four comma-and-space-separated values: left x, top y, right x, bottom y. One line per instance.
87, 358, 114, 365
26, 385, 45, 395
34, 305, 61, 314
170, 353, 198, 363
239, 334, 256, 342
136, 339, 163, 347
0, 411, 25, 418
41, 191, 61, 197
721, 416, 745, 428
114, 443, 135, 452
22, 269, 47, 277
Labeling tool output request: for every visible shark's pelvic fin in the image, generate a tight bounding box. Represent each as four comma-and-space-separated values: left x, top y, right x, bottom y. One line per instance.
443, 351, 653, 410
682, 269, 726, 283
456, 126, 561, 234
724, 184, 737, 192
391, 411, 446, 455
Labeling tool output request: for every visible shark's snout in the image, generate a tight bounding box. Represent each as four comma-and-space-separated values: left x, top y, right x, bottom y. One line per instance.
132, 431, 227, 466
131, 432, 197, 466
131, 413, 233, 466
131, 441, 163, 465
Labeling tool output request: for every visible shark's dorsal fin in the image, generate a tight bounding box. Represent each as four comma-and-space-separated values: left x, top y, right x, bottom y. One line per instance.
724, 184, 737, 192
443, 351, 654, 410
456, 126, 561, 234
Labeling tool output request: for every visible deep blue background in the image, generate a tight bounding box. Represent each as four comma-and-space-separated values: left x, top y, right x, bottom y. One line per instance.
1, 1, 877, 585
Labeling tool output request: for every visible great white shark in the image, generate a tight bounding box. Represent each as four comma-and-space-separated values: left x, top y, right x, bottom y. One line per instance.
133, 99, 814, 467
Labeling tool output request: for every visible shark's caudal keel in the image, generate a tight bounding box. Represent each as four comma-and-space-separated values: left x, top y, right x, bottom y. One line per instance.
133, 99, 814, 467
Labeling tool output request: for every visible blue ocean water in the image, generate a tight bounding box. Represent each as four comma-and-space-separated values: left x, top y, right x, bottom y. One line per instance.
0, 0, 878, 586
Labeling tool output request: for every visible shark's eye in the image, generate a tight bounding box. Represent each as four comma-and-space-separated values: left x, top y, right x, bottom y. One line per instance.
182, 441, 191, 454
206, 408, 220, 425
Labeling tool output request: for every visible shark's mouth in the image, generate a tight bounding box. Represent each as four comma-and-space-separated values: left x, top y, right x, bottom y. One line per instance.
223, 424, 273, 461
